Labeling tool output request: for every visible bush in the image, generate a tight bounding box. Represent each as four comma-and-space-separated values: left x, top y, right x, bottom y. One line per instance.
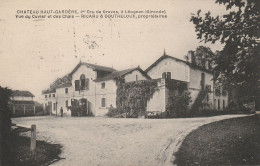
0, 86, 12, 165
106, 105, 124, 117
165, 90, 192, 118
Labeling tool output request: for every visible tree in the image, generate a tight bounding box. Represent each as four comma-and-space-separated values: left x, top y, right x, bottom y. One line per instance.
185, 46, 215, 70
190, 0, 260, 100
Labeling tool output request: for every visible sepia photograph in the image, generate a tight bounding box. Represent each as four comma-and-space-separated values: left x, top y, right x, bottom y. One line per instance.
0, 0, 259, 165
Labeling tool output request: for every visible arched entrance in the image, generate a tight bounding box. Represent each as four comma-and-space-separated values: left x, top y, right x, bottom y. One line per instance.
71, 98, 92, 116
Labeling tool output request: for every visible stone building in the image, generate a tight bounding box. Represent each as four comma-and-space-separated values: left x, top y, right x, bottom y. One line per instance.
10, 90, 35, 116
42, 62, 150, 116
42, 51, 228, 117
145, 51, 228, 113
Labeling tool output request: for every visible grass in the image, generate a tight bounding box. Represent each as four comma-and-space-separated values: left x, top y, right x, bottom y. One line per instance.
174, 114, 260, 166
4, 133, 62, 166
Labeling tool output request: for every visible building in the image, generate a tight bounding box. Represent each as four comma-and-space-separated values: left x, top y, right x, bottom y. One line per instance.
145, 51, 228, 112
10, 90, 36, 116
42, 51, 228, 117
42, 62, 150, 116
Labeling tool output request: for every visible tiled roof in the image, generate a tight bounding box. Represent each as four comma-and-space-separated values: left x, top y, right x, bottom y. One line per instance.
94, 67, 151, 82
42, 74, 71, 94
70, 62, 116, 76
145, 54, 213, 74
12, 90, 35, 97
42, 62, 116, 94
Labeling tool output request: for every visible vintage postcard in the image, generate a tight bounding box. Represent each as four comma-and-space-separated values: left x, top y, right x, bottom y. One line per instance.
1, 0, 259, 165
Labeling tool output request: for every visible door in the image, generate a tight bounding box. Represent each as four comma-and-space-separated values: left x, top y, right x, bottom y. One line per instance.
48, 102, 52, 115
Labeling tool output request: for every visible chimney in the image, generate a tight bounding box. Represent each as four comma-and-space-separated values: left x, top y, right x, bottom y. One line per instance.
187, 51, 195, 64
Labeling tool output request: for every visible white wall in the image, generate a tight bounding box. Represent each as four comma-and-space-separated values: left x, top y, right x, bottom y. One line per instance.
147, 79, 166, 113
95, 80, 117, 116
71, 65, 98, 115
42, 93, 57, 115
56, 87, 73, 116
188, 68, 214, 108
124, 70, 148, 82
12, 96, 33, 101
147, 57, 190, 82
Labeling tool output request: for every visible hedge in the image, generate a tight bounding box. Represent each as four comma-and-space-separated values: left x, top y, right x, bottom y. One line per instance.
0, 86, 12, 165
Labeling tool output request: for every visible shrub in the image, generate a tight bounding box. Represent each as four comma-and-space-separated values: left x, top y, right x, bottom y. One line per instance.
0, 86, 12, 165
165, 90, 192, 118
106, 105, 124, 117
116, 78, 158, 118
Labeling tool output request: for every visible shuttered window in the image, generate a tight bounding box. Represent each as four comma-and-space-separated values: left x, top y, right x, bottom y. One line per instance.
75, 80, 80, 91
101, 98, 106, 107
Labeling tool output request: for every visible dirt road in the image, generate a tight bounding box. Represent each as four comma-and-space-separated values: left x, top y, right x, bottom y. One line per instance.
12, 114, 248, 166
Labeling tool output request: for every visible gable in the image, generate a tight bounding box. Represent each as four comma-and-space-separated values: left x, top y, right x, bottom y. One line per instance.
124, 69, 149, 82
147, 57, 190, 82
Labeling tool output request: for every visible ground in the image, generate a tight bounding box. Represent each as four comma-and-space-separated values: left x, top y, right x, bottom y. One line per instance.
174, 114, 260, 166
12, 114, 248, 166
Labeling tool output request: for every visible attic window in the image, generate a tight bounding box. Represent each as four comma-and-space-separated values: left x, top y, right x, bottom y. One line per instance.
101, 82, 105, 89
162, 72, 171, 79
65, 88, 68, 94
136, 75, 138, 81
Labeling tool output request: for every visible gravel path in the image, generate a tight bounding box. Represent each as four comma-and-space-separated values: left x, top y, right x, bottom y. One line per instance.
12, 114, 248, 166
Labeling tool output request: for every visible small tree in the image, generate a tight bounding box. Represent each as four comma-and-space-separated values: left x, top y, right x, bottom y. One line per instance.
166, 90, 192, 118
190, 0, 260, 104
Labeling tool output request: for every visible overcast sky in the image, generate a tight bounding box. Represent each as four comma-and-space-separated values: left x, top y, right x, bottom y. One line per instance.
0, 0, 227, 101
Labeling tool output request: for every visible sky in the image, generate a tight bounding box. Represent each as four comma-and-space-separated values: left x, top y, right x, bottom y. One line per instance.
0, 0, 227, 101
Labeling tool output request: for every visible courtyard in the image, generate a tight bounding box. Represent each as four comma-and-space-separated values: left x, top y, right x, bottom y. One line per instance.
12, 114, 248, 166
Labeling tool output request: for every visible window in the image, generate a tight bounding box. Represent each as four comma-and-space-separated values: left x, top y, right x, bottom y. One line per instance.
162, 72, 171, 79
223, 100, 225, 109
85, 78, 89, 90
215, 89, 221, 96
162, 72, 166, 79
101, 82, 105, 89
166, 72, 171, 79
201, 73, 205, 89
206, 85, 211, 92
52, 94, 55, 97
49, 94, 51, 98
218, 99, 220, 110
45, 95, 47, 98
53, 103, 56, 110
65, 88, 68, 94
136, 75, 138, 81
222, 90, 227, 96
75, 80, 80, 91
80, 74, 86, 90
101, 98, 106, 107
65, 100, 68, 107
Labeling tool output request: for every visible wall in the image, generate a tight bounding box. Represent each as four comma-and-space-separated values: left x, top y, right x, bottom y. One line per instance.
56, 87, 73, 116
188, 68, 214, 108
124, 69, 148, 82
71, 65, 98, 115
147, 57, 190, 82
95, 80, 117, 116
42, 93, 57, 115
12, 96, 33, 101
147, 79, 166, 113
